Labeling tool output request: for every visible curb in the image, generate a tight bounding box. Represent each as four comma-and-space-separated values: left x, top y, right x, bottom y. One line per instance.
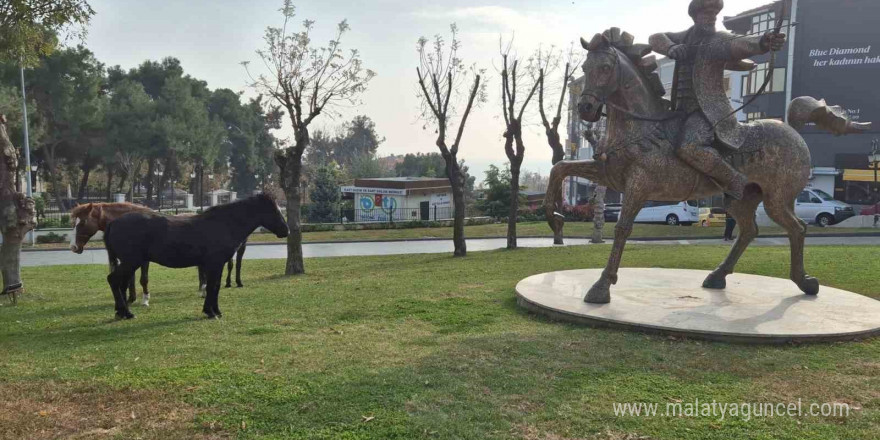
21, 232, 880, 253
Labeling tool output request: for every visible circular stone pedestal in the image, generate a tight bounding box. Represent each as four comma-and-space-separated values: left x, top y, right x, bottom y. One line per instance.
515, 268, 880, 343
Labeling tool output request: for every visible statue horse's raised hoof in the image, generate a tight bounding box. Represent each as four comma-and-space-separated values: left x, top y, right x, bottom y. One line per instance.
798, 276, 820, 296
585, 278, 612, 304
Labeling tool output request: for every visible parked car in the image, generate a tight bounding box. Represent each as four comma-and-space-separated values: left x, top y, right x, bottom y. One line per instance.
634, 201, 699, 226
698, 207, 727, 227
756, 188, 855, 227
604, 203, 621, 222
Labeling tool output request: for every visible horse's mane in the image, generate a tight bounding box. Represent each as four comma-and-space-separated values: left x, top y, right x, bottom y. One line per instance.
199, 193, 276, 219
589, 27, 666, 97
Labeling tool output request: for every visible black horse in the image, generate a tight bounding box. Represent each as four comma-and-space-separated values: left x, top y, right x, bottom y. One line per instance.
104, 194, 289, 319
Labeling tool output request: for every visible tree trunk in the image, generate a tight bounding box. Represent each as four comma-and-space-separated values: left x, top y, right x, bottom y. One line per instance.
446, 158, 466, 257
146, 159, 155, 204
77, 164, 93, 202
0, 117, 36, 302
117, 170, 127, 195
105, 166, 114, 201
507, 167, 520, 249
591, 186, 607, 244
276, 149, 305, 275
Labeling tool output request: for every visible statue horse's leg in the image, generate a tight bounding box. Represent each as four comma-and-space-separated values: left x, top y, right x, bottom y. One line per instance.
703, 185, 763, 289
762, 192, 819, 295
585, 185, 647, 304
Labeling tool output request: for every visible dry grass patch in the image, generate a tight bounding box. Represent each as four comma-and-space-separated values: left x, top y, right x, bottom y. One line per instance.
0, 381, 224, 440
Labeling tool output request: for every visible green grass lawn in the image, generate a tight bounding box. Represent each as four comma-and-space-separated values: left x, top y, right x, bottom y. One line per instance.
2, 245, 879, 439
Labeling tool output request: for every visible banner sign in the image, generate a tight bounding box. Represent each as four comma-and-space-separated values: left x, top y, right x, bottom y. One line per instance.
340, 186, 406, 196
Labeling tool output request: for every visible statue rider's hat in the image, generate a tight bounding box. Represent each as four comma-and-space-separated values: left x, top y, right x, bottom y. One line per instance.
689, 0, 724, 17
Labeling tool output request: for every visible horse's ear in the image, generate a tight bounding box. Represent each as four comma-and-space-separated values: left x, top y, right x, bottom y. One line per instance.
580, 37, 590, 50
587, 33, 606, 51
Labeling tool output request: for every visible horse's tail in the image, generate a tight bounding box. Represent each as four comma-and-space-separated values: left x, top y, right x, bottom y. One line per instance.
787, 96, 872, 135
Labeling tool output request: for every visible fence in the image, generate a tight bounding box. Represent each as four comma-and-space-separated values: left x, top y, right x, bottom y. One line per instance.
299, 204, 481, 225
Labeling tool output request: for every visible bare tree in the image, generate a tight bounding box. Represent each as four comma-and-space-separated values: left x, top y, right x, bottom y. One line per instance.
531, 45, 580, 244
416, 24, 486, 257
245, 1, 375, 275
0, 115, 36, 303
584, 123, 607, 243
499, 39, 539, 249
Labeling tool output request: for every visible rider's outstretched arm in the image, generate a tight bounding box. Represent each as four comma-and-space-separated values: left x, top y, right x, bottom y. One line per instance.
649, 31, 684, 56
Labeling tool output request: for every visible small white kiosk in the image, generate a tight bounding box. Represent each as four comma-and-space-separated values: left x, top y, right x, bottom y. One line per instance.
341, 177, 453, 222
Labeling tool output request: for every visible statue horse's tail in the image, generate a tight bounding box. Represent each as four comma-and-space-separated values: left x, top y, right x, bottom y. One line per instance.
544, 160, 604, 245
787, 97, 872, 134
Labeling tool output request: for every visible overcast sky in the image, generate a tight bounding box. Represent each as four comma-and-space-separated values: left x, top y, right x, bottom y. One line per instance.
81, 0, 774, 179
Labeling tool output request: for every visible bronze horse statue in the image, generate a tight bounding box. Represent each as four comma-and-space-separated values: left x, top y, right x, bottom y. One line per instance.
546, 28, 870, 304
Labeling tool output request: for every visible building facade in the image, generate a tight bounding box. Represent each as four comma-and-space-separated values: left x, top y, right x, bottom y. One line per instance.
724, 0, 880, 203
341, 177, 453, 222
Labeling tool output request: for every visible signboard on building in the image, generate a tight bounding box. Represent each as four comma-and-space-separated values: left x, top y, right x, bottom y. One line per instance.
792, 0, 880, 134
340, 186, 406, 196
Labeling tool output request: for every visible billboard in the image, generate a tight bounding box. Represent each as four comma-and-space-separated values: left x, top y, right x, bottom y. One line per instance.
792, 0, 880, 134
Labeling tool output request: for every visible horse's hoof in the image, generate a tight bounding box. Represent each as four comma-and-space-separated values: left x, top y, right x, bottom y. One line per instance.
798, 276, 820, 296
225, 284, 231, 288
141, 301, 149, 307
702, 271, 727, 289
236, 284, 243, 288
116, 311, 135, 320
585, 281, 611, 304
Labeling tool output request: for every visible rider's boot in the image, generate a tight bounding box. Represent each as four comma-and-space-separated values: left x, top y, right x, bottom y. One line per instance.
677, 145, 747, 200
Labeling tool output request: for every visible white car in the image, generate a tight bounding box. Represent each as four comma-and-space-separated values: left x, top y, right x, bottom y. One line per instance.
757, 188, 855, 227
633, 201, 700, 226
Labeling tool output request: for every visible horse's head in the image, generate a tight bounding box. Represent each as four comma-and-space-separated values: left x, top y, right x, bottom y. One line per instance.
578, 33, 617, 122
70, 203, 100, 254
256, 193, 290, 239
578, 28, 665, 123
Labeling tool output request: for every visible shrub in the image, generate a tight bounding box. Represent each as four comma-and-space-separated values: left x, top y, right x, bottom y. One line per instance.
36, 232, 67, 244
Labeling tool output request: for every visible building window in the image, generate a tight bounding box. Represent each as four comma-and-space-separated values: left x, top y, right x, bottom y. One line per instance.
750, 12, 788, 35
746, 112, 765, 121
741, 63, 786, 96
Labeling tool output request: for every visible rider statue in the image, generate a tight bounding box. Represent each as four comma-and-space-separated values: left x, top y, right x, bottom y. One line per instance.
649, 0, 786, 199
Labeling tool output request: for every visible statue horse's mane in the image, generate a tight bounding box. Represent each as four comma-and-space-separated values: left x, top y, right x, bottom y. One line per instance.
587, 27, 666, 97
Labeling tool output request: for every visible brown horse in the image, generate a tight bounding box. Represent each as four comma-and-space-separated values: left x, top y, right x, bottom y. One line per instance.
71, 202, 248, 306
71, 203, 152, 305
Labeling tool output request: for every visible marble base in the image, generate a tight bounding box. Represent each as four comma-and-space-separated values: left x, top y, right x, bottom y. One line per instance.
515, 268, 880, 343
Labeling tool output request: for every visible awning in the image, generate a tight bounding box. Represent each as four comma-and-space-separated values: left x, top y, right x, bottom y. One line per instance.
842, 169, 880, 182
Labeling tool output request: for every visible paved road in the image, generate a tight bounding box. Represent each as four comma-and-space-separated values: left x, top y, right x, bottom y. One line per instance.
20, 235, 880, 267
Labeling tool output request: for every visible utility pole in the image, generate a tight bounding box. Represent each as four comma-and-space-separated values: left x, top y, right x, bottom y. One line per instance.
19, 62, 34, 246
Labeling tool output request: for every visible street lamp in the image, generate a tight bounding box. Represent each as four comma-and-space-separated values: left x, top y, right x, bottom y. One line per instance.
153, 169, 163, 211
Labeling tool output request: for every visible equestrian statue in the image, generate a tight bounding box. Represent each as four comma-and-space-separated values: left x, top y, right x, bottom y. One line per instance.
545, 0, 871, 303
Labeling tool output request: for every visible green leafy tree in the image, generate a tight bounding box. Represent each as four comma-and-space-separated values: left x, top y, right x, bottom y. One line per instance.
158, 76, 224, 205
308, 165, 340, 223
26, 45, 104, 207
0, 0, 94, 67
105, 79, 154, 202
478, 164, 525, 219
